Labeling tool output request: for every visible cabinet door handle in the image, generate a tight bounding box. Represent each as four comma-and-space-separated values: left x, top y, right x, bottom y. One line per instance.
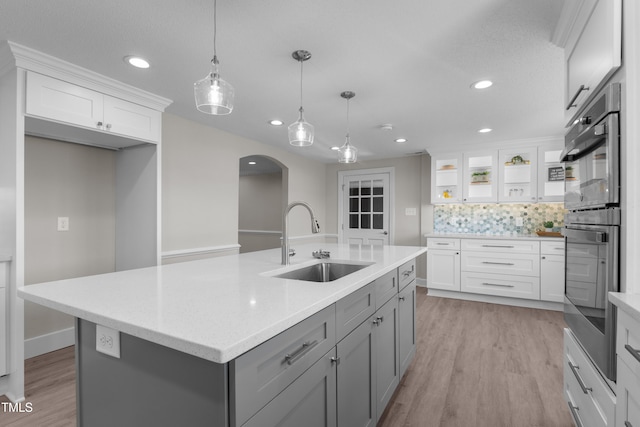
481, 261, 515, 266
106, 123, 112, 130
566, 85, 589, 110
625, 422, 633, 427
625, 344, 640, 364
481, 282, 514, 288
399, 296, 406, 302
542, 256, 546, 260
568, 361, 592, 394
96, 121, 103, 128
568, 402, 583, 427
330, 356, 340, 365
481, 245, 514, 248
284, 340, 318, 365
373, 316, 384, 325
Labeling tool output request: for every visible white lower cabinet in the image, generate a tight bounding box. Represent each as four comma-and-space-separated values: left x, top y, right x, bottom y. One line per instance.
564, 328, 615, 427
427, 236, 564, 305
616, 309, 640, 427
426, 238, 460, 291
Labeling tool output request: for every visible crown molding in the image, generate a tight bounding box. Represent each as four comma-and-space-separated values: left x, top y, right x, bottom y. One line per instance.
2, 40, 172, 111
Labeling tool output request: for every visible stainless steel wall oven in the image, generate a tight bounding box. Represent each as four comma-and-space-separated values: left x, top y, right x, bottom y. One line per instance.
561, 83, 621, 382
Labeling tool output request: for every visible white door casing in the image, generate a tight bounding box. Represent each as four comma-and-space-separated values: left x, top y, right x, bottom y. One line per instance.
338, 168, 394, 245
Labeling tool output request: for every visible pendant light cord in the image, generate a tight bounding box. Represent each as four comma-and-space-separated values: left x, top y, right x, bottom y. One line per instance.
299, 59, 304, 111
212, 0, 219, 67
345, 97, 350, 140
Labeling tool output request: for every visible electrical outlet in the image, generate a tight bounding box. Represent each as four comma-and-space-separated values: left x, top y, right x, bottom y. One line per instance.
57, 217, 69, 231
96, 324, 121, 358
515, 217, 524, 227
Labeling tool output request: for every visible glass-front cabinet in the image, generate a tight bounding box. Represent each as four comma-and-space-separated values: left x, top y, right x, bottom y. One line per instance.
537, 144, 564, 202
463, 150, 497, 203
431, 153, 463, 204
498, 147, 537, 203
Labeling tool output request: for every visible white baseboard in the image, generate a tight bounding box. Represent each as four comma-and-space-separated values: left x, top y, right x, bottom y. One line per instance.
24, 327, 75, 359
426, 289, 564, 312
416, 277, 427, 288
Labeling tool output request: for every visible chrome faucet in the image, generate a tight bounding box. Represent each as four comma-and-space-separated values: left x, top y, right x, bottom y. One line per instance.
282, 201, 320, 265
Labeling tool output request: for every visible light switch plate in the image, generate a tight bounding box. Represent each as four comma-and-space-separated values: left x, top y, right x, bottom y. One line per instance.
405, 208, 417, 216
57, 217, 69, 231
96, 324, 120, 358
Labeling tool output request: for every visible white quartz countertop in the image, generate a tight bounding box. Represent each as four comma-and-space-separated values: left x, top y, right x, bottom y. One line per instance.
609, 292, 640, 324
18, 243, 425, 364
424, 233, 563, 241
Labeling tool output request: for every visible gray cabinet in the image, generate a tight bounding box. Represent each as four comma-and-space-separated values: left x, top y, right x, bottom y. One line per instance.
374, 269, 397, 309
242, 349, 337, 427
374, 294, 400, 421
336, 314, 376, 427
230, 305, 336, 427
398, 280, 416, 378
335, 282, 375, 342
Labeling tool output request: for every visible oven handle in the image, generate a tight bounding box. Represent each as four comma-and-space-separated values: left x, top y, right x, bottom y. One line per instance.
561, 122, 607, 162
563, 227, 608, 243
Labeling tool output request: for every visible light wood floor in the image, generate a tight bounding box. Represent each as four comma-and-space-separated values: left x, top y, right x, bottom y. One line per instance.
1, 289, 573, 427
379, 289, 573, 427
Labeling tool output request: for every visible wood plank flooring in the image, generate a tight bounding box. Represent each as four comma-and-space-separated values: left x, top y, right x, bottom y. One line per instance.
1, 289, 573, 426
378, 289, 573, 427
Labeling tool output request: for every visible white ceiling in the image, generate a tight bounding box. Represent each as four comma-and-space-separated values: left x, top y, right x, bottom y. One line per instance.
0, 0, 566, 163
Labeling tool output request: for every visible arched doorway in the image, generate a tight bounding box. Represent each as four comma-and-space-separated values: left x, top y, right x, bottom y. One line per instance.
238, 155, 288, 253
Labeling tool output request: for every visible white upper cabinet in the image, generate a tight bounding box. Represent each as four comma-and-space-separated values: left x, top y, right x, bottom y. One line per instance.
463, 150, 498, 203
564, 0, 621, 123
431, 153, 463, 204
26, 71, 161, 146
498, 147, 538, 203
537, 143, 565, 202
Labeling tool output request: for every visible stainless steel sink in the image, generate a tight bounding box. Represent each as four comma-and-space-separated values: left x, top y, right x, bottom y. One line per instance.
273, 261, 372, 282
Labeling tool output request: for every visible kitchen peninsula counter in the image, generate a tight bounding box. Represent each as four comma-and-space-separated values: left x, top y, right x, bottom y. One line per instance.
18, 243, 425, 363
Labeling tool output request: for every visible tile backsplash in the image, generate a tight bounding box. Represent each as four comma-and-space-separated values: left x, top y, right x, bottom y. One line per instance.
433, 203, 566, 235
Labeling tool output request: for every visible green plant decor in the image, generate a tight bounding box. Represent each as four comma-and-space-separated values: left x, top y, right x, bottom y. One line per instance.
543, 221, 554, 229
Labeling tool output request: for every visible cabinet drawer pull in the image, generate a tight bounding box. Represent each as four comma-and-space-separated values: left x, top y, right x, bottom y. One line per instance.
481, 282, 514, 288
96, 121, 103, 128
625, 344, 640, 364
284, 340, 318, 365
330, 356, 340, 365
399, 296, 406, 302
373, 316, 384, 326
566, 84, 589, 110
568, 402, 583, 427
402, 267, 414, 277
435, 243, 449, 245
568, 361, 592, 394
625, 422, 633, 427
481, 261, 515, 266
481, 245, 514, 248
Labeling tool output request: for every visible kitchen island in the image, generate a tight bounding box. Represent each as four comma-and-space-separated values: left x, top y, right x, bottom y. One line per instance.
19, 243, 425, 427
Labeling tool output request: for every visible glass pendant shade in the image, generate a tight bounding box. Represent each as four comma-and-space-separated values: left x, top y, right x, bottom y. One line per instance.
194, 59, 234, 115
288, 107, 314, 146
338, 135, 358, 163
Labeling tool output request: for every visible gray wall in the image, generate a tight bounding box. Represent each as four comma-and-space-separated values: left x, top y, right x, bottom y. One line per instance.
238, 172, 283, 253
24, 136, 116, 339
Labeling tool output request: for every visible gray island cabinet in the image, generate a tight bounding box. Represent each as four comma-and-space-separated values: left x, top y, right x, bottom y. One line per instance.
19, 244, 424, 427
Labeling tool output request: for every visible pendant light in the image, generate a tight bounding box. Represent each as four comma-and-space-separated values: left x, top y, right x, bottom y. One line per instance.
338, 91, 358, 163
194, 0, 234, 115
288, 50, 314, 146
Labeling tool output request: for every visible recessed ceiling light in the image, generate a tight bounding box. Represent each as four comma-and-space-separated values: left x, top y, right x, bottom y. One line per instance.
478, 128, 493, 133
395, 138, 407, 143
269, 119, 284, 126
124, 56, 150, 69
330, 146, 340, 151
472, 80, 493, 89
248, 161, 257, 165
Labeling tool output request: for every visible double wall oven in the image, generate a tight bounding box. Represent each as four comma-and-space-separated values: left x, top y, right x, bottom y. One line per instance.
561, 83, 621, 382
